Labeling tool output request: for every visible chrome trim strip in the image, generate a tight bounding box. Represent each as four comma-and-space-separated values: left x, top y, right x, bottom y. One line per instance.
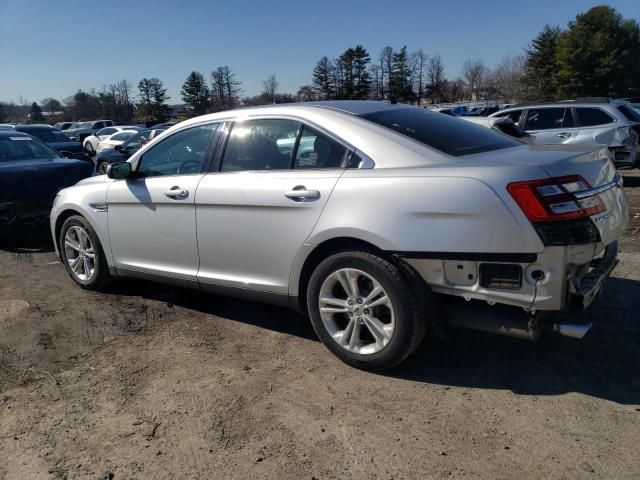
573, 178, 619, 199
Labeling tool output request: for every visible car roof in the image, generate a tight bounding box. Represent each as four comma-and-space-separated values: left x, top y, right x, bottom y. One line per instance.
15, 124, 55, 130
0, 131, 31, 138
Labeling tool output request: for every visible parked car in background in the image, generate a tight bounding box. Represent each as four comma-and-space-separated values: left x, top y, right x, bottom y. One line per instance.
51, 101, 627, 370
83, 126, 142, 156
94, 130, 140, 156
94, 128, 166, 173
52, 122, 76, 131
63, 120, 114, 143
459, 116, 534, 143
0, 131, 93, 240
13, 125, 89, 161
491, 99, 640, 168
0, 124, 15, 131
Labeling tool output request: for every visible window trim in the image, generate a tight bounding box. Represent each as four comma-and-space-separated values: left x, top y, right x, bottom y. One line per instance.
211, 115, 357, 173
133, 121, 222, 178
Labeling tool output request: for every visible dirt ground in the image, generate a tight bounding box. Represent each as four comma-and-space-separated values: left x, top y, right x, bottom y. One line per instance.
1, 171, 639, 480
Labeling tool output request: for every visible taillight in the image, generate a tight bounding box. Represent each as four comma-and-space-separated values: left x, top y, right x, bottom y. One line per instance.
507, 175, 605, 222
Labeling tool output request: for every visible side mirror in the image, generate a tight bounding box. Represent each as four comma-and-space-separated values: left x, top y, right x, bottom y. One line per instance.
107, 161, 132, 179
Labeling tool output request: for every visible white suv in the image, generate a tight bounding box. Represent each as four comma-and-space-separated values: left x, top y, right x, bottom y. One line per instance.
491, 99, 640, 168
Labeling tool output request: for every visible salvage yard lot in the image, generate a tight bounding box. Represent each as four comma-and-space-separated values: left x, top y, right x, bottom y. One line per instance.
1, 172, 639, 479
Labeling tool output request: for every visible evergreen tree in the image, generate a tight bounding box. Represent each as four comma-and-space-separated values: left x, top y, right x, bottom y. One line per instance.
389, 46, 413, 103
138, 78, 169, 121
352, 45, 371, 100
522, 25, 562, 100
555, 6, 640, 97
181, 71, 209, 116
312, 56, 336, 100
29, 102, 44, 122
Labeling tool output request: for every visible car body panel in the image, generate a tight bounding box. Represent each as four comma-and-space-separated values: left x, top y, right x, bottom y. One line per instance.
196, 169, 343, 294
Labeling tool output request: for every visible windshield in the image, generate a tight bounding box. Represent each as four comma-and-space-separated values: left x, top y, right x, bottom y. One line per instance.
618, 104, 640, 122
25, 129, 72, 143
361, 108, 519, 156
75, 122, 91, 129
0, 136, 60, 162
122, 131, 153, 150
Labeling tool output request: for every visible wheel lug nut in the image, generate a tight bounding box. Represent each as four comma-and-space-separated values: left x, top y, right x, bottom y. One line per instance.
348, 300, 353, 306
357, 298, 363, 304
364, 309, 369, 314
348, 312, 353, 317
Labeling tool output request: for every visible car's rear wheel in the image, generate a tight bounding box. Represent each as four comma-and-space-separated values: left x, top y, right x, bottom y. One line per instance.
96, 160, 109, 174
59, 215, 110, 290
307, 251, 427, 370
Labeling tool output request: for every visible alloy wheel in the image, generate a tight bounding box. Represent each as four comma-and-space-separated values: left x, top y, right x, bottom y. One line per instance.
318, 268, 395, 355
63, 225, 96, 281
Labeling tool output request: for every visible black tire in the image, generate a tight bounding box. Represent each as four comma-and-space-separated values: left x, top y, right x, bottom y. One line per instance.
59, 215, 110, 290
307, 251, 428, 371
84, 143, 95, 156
96, 160, 109, 174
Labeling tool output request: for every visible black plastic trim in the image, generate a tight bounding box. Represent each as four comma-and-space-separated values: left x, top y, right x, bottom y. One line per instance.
391, 251, 538, 263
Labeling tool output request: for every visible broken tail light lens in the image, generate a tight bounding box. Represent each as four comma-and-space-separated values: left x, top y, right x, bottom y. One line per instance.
507, 175, 605, 222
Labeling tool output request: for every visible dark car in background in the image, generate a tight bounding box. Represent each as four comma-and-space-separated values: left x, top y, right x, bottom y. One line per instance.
94, 128, 165, 173
0, 131, 93, 240
14, 125, 90, 161
52, 121, 76, 131
63, 120, 114, 142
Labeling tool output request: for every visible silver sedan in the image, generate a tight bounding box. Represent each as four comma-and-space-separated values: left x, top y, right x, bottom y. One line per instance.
50, 101, 628, 370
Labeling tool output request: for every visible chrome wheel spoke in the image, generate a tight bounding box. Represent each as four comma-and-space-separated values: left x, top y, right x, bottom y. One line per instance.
365, 294, 390, 309
84, 248, 95, 259
83, 257, 91, 276
336, 271, 355, 298
65, 239, 81, 251
70, 256, 83, 273
345, 269, 361, 299
363, 314, 391, 346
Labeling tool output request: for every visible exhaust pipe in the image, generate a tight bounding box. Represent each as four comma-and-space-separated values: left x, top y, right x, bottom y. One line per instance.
548, 322, 592, 339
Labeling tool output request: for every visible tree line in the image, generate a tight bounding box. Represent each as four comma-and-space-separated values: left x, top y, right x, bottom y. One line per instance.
1, 5, 637, 124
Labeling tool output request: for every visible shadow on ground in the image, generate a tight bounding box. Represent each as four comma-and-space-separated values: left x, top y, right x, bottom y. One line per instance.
101, 273, 640, 405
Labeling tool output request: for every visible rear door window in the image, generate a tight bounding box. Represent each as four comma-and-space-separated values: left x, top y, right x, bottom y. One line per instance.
293, 126, 348, 169
576, 108, 615, 127
524, 108, 574, 130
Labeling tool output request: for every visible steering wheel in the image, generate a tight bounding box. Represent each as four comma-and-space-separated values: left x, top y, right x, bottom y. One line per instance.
177, 158, 202, 174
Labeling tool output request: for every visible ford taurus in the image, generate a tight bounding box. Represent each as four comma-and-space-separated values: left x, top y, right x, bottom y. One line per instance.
50, 101, 628, 370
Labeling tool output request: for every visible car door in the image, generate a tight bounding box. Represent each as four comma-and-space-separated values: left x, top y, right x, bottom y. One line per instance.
107, 123, 219, 282
522, 107, 578, 144
195, 118, 349, 295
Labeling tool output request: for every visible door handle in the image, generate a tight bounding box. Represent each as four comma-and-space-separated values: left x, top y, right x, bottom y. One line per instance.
284, 186, 320, 202
163, 186, 189, 199
556, 133, 571, 138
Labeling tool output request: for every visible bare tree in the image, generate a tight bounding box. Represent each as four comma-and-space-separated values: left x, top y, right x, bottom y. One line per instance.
378, 46, 394, 100
426, 54, 446, 103
490, 55, 525, 102
262, 74, 279, 103
411, 49, 428, 105
462, 59, 488, 100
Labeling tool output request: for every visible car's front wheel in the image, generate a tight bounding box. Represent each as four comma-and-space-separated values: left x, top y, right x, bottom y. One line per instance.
307, 251, 427, 370
59, 215, 110, 290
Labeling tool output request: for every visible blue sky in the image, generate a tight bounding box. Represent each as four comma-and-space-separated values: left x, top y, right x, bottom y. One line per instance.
1, 0, 638, 104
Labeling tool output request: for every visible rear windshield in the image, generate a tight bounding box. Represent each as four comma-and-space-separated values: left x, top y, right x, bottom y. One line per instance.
618, 104, 640, 122
360, 108, 519, 156
0, 137, 60, 161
